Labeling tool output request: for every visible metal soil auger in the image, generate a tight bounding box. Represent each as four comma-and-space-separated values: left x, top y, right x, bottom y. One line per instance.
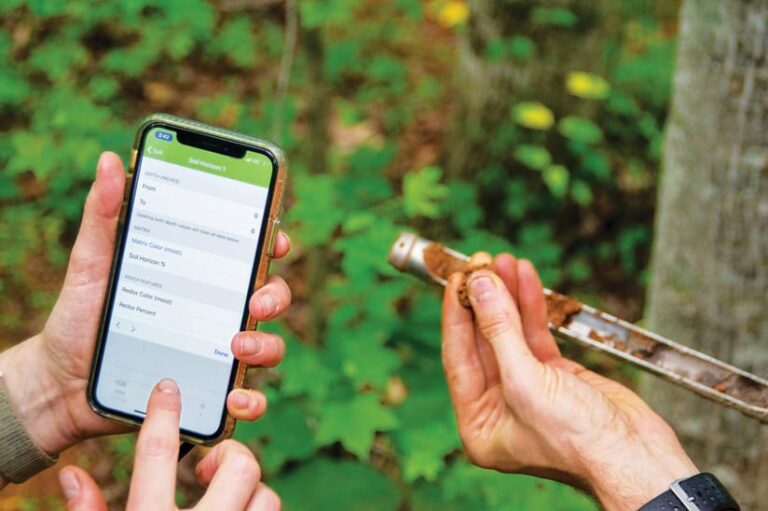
387, 232, 768, 424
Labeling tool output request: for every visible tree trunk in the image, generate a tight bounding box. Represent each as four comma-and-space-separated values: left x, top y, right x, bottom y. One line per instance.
301, 24, 331, 342
641, 0, 768, 507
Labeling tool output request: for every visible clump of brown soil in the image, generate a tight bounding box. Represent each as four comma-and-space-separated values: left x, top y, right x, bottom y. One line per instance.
709, 374, 768, 408
587, 329, 628, 351
423, 243, 491, 307
423, 243, 468, 280
545, 292, 582, 328
424, 244, 586, 317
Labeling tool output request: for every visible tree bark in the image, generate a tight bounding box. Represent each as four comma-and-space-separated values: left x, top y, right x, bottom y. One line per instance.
641, 0, 768, 507
301, 24, 331, 342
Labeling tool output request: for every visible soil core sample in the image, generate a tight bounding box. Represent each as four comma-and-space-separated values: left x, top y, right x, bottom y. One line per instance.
544, 292, 582, 328
423, 243, 468, 281
423, 243, 583, 322
423, 243, 491, 306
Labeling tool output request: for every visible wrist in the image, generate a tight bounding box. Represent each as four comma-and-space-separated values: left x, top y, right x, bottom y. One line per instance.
584, 439, 698, 511
0, 336, 79, 456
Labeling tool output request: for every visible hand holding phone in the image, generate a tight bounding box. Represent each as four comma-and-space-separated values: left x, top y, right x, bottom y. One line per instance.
0, 125, 290, 458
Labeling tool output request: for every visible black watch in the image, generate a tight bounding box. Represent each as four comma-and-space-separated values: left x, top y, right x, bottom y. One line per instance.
638, 473, 740, 511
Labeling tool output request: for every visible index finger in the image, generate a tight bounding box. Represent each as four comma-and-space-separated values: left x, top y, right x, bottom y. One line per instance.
126, 379, 181, 511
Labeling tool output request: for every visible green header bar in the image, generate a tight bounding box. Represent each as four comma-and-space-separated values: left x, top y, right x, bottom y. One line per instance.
143, 127, 273, 188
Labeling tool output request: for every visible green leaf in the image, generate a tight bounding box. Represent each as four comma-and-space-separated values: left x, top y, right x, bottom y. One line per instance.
301, 0, 356, 28
443, 461, 597, 510
233, 399, 316, 473
87, 76, 119, 101
514, 144, 552, 170
486, 36, 535, 62
335, 217, 403, 280
367, 55, 408, 95
326, 40, 362, 82
212, 16, 257, 67
558, 116, 603, 144
27, 0, 67, 16
567, 259, 591, 281
440, 180, 481, 233
571, 179, 594, 206
395, 0, 423, 20
412, 481, 483, 510
342, 212, 377, 233
396, 420, 459, 481
102, 36, 163, 77
338, 144, 396, 207
315, 394, 398, 458
485, 39, 506, 62
400, 292, 443, 348
617, 225, 650, 272
7, 132, 58, 177
542, 164, 569, 198
287, 173, 344, 247
504, 178, 534, 220
0, 0, 24, 14
279, 339, 340, 400
578, 147, 612, 180
455, 230, 514, 256
273, 459, 399, 511
28, 40, 88, 81
509, 35, 535, 59
402, 166, 449, 218
332, 336, 400, 389
532, 7, 578, 27
0, 75, 29, 105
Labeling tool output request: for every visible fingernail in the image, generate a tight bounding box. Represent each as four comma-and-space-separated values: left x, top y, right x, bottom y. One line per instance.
157, 379, 178, 394
230, 391, 249, 410
257, 293, 278, 317
468, 274, 497, 302
59, 469, 79, 501
241, 336, 262, 356
96, 152, 109, 177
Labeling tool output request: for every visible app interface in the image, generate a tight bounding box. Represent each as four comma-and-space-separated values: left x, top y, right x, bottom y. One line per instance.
95, 127, 274, 436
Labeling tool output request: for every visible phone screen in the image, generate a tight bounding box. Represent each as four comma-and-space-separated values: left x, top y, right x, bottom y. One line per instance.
91, 126, 276, 439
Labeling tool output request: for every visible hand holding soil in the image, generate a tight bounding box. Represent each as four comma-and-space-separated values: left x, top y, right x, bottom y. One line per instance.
441, 252, 698, 511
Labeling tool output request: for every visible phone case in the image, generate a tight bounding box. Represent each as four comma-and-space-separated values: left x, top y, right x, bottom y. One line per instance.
87, 113, 287, 446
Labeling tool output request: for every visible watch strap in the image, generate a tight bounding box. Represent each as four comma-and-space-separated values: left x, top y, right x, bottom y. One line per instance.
638, 473, 740, 511
0, 372, 58, 483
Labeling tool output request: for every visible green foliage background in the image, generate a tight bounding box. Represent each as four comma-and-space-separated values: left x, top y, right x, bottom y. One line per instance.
0, 0, 678, 509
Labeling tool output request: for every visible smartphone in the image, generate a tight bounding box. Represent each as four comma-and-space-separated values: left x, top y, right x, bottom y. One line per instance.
87, 114, 286, 445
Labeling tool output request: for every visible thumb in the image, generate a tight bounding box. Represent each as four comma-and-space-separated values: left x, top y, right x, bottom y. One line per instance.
467, 269, 541, 391
62, 151, 126, 290
58, 466, 107, 511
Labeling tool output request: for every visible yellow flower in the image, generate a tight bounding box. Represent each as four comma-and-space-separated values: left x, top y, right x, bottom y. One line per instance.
512, 102, 555, 130
438, 1, 470, 28
566, 71, 610, 100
